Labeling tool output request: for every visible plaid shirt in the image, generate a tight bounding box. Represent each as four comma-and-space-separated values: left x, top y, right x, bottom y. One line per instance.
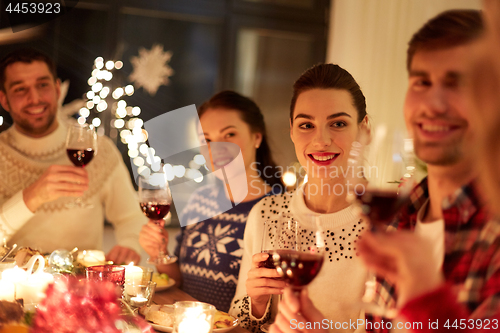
366, 178, 500, 332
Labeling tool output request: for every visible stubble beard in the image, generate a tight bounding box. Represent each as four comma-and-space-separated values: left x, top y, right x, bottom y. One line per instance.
14, 105, 57, 137
414, 138, 463, 166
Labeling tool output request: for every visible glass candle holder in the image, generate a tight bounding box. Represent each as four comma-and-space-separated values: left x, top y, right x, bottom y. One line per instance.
173, 301, 215, 333
123, 281, 156, 308
86, 265, 125, 286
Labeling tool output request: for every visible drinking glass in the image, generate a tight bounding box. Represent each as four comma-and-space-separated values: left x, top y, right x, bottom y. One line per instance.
123, 281, 156, 309
347, 125, 415, 231
138, 171, 177, 265
173, 301, 216, 333
272, 213, 325, 292
260, 213, 325, 332
65, 123, 97, 208
86, 265, 126, 287
345, 124, 415, 319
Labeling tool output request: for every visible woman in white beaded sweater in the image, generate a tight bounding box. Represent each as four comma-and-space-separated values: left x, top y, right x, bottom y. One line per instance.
229, 64, 370, 333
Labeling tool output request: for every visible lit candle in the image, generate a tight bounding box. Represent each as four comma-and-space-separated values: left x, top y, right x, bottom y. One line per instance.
124, 263, 143, 295
78, 250, 105, 266
1, 266, 28, 299
178, 307, 212, 333
0, 280, 15, 301
17, 272, 54, 308
130, 296, 148, 307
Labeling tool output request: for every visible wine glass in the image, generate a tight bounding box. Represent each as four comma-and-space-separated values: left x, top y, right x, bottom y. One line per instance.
346, 124, 415, 318
347, 125, 415, 231
138, 170, 177, 265
66, 123, 97, 208
272, 213, 325, 292
260, 213, 325, 332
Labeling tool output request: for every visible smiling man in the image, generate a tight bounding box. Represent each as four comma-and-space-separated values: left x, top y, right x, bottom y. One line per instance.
0, 48, 146, 264
269, 9, 500, 333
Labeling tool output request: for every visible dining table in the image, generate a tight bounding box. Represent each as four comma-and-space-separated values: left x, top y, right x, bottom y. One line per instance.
152, 286, 251, 333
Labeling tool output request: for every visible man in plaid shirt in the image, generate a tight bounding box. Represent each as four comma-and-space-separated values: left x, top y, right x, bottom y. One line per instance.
358, 9, 500, 333
269, 8, 500, 333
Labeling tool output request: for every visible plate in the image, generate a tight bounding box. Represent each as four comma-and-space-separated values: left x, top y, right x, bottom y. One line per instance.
155, 278, 176, 292
214, 318, 239, 333
150, 323, 173, 332
149, 319, 239, 333
140, 305, 239, 333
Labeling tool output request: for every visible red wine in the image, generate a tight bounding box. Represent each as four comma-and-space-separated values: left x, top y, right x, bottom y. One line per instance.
67, 149, 94, 167
140, 202, 171, 220
356, 189, 408, 228
259, 251, 276, 269
273, 249, 323, 289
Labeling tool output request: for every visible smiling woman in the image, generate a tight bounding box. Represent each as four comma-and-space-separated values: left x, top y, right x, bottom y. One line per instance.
139, 91, 283, 312
229, 64, 371, 333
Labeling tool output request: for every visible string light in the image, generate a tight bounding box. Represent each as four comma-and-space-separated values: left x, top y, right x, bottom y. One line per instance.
81, 56, 204, 184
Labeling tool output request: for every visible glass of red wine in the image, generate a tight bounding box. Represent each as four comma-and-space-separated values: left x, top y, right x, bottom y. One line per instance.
138, 170, 177, 265
65, 123, 97, 208
345, 124, 415, 318
347, 125, 415, 232
272, 213, 325, 292
260, 214, 325, 332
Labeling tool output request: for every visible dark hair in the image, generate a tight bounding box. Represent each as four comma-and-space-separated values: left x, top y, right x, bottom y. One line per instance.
407, 9, 484, 70
290, 63, 367, 124
198, 90, 283, 188
0, 48, 57, 92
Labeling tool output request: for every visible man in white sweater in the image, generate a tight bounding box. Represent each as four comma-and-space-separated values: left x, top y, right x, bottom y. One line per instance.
0, 48, 145, 264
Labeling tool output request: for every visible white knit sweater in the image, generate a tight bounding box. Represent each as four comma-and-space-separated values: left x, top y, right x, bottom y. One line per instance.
229, 187, 367, 333
0, 121, 145, 253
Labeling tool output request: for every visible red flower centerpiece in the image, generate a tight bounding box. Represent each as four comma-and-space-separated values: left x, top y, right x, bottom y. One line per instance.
31, 277, 153, 333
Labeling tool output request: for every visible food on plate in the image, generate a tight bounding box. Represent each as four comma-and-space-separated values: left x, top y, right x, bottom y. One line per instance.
214, 310, 235, 329
152, 272, 170, 287
139, 304, 174, 327
0, 301, 24, 329
139, 304, 236, 330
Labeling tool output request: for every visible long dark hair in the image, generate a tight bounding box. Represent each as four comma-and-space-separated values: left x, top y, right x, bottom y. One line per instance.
290, 64, 367, 124
198, 90, 283, 188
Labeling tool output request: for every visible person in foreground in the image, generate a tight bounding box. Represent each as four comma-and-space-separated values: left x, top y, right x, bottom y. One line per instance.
468, 0, 500, 217
0, 48, 144, 264
229, 64, 370, 333
139, 91, 282, 312
270, 9, 500, 333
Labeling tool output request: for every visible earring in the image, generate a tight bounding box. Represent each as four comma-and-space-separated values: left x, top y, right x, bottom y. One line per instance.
255, 144, 260, 149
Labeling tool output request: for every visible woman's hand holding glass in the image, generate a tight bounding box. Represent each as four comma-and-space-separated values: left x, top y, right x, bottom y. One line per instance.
269, 288, 328, 333
246, 252, 286, 318
139, 220, 170, 260
138, 171, 177, 265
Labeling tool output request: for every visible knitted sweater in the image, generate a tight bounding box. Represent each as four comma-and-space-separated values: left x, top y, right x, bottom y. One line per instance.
175, 184, 277, 312
0, 122, 145, 253
229, 188, 367, 333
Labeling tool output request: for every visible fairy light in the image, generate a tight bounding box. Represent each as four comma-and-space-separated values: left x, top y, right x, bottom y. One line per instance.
81, 57, 159, 177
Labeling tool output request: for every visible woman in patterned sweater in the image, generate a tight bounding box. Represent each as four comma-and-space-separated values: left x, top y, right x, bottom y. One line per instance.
229, 64, 370, 332
139, 91, 282, 311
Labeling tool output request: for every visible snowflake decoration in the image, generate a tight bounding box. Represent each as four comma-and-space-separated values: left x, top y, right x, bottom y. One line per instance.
129, 44, 174, 96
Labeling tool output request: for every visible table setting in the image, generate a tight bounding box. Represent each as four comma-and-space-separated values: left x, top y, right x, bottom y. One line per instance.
0, 244, 245, 333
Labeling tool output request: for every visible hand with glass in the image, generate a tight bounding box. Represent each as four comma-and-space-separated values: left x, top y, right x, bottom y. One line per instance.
137, 169, 177, 265
22, 124, 91, 212
65, 123, 97, 208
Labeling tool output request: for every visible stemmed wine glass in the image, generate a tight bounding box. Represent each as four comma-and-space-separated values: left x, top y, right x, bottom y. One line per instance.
138, 170, 177, 265
272, 213, 325, 291
260, 213, 325, 332
346, 124, 416, 318
66, 123, 97, 208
